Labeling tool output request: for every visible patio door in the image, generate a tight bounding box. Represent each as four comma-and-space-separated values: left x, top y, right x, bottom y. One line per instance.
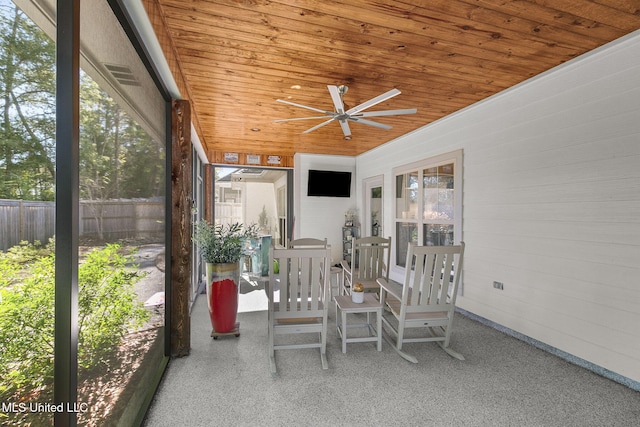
191, 148, 205, 306
363, 175, 384, 238
213, 166, 291, 246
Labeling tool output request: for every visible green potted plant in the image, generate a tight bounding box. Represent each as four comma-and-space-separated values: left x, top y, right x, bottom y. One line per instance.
193, 220, 258, 335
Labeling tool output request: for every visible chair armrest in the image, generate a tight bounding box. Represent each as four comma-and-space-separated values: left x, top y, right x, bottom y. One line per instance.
339, 260, 352, 296
340, 260, 352, 282
381, 262, 390, 280
376, 278, 403, 301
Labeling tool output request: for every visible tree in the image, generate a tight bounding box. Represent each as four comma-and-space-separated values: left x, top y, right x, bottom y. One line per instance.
118, 121, 165, 198
0, 3, 55, 200
0, 4, 164, 203
79, 74, 165, 201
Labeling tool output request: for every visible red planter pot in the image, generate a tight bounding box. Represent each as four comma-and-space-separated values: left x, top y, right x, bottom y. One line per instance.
206, 262, 240, 333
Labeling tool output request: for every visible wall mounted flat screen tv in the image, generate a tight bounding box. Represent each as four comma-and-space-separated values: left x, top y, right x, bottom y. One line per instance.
307, 170, 351, 197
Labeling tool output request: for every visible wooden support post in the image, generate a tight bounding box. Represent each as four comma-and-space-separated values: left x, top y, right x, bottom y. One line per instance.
170, 99, 192, 357
204, 164, 213, 222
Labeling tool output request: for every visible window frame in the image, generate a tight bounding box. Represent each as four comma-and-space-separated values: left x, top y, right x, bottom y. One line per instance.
392, 149, 463, 271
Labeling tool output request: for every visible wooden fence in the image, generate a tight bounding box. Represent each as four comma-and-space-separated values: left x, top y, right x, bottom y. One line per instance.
0, 198, 164, 251
0, 200, 56, 251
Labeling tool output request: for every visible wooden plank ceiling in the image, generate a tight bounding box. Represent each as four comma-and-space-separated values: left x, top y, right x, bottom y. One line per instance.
149, 0, 640, 160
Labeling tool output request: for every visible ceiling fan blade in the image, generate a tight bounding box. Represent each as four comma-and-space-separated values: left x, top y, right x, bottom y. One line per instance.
277, 99, 332, 115
346, 88, 401, 115
303, 118, 336, 134
327, 85, 345, 113
355, 108, 417, 118
348, 117, 393, 130
274, 115, 334, 123
338, 119, 351, 138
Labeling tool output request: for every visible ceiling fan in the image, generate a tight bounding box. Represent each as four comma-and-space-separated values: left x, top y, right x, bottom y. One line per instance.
274, 85, 417, 140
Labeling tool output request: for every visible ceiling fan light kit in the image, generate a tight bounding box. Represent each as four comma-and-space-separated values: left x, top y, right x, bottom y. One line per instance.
275, 85, 417, 139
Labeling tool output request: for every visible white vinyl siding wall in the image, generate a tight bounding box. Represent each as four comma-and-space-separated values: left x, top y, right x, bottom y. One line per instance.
354, 31, 640, 383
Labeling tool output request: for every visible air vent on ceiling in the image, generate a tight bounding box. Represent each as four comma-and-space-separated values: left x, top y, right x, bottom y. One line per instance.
104, 63, 141, 87
236, 169, 265, 175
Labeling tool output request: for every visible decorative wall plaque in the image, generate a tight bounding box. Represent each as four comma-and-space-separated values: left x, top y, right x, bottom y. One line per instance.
246, 154, 261, 165
267, 155, 281, 165
224, 152, 239, 163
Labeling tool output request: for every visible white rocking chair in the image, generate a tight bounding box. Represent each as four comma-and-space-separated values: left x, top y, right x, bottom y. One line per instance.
341, 236, 391, 295
377, 242, 465, 363
268, 246, 331, 374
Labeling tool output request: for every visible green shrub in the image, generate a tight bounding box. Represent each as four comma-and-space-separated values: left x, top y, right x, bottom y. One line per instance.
0, 254, 55, 397
0, 243, 150, 402
2, 239, 54, 265
77, 244, 150, 368
0, 257, 19, 288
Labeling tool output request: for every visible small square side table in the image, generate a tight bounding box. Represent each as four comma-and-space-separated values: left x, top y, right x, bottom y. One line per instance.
334, 293, 383, 353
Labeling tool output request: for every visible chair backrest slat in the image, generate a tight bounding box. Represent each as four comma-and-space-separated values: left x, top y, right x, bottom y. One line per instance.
290, 256, 301, 311
278, 252, 291, 312
309, 257, 321, 311
299, 256, 314, 312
